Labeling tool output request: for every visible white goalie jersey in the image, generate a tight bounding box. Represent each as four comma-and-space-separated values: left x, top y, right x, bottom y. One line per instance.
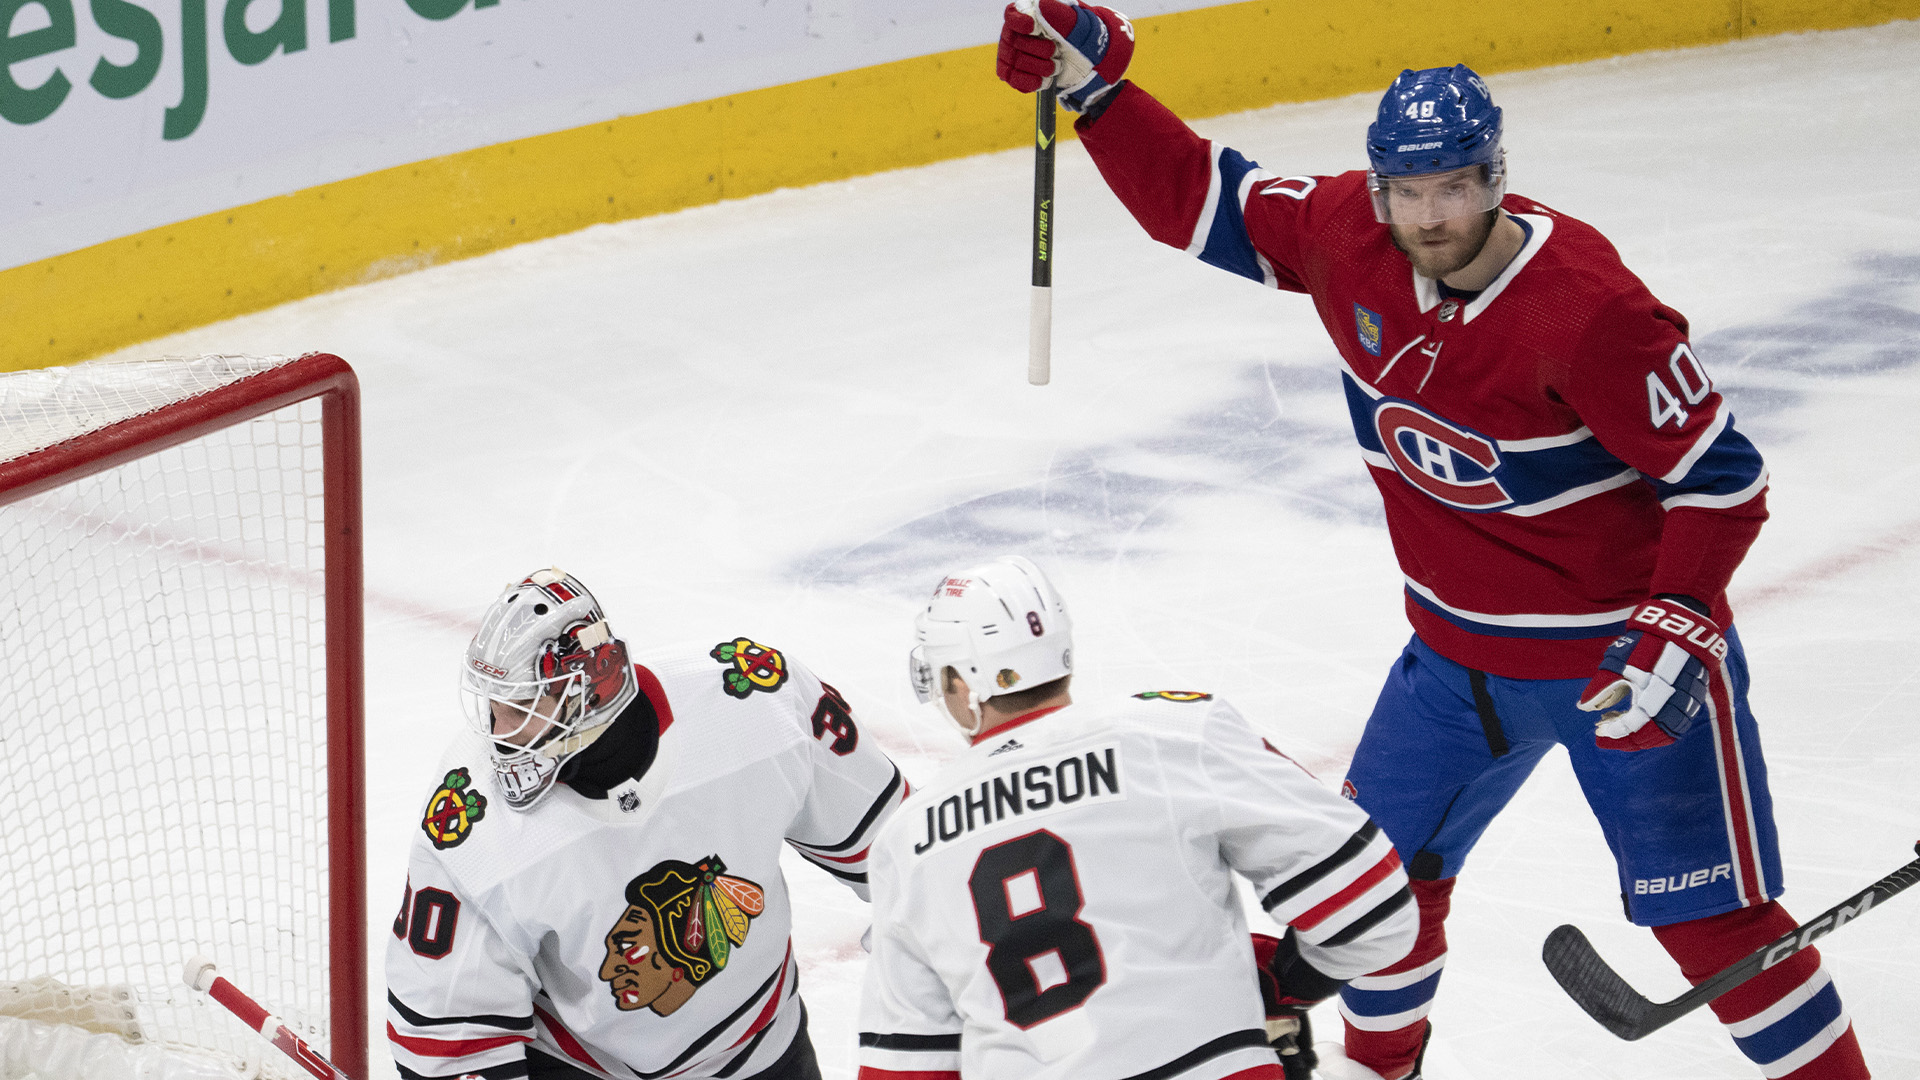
856, 692, 1416, 1080
387, 639, 906, 1080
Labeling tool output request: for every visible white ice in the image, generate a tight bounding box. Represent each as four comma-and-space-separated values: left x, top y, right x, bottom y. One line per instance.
101, 20, 1920, 1080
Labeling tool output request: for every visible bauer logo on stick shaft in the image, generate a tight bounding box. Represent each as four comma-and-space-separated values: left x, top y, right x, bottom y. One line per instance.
1029, 85, 1057, 386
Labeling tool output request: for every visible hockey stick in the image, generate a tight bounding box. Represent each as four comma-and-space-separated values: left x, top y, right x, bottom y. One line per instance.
184, 956, 355, 1080
1542, 843, 1920, 1040
1028, 83, 1057, 386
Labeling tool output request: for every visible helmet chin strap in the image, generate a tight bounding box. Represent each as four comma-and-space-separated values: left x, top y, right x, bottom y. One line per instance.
939, 689, 988, 741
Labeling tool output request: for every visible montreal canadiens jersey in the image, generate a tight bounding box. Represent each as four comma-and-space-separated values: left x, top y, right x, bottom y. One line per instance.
1079, 84, 1770, 678
856, 693, 1415, 1080
387, 639, 906, 1080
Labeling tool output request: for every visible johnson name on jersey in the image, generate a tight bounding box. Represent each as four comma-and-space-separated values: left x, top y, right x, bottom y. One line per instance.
1080, 84, 1769, 679
856, 692, 1415, 1080
388, 639, 905, 1080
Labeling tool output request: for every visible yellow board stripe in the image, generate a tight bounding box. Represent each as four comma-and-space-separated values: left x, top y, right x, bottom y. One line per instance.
2, 0, 1911, 371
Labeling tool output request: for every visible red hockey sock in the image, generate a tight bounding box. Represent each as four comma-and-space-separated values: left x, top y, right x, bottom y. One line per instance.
1653, 904, 1869, 1080
1342, 878, 1452, 1080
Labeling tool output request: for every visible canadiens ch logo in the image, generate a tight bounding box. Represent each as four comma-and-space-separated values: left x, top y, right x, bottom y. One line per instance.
600, 856, 765, 1016
421, 768, 487, 850
1132, 690, 1213, 702
1353, 303, 1384, 357
1371, 399, 1514, 511
710, 637, 788, 698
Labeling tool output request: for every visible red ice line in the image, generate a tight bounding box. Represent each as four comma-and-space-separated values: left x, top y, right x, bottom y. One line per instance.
1732, 518, 1920, 613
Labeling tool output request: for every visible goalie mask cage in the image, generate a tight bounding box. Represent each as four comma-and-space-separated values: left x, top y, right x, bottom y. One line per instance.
0, 353, 367, 1080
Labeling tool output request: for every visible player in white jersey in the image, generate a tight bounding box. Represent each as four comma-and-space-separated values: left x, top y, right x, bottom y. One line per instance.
386, 569, 907, 1080
856, 557, 1417, 1080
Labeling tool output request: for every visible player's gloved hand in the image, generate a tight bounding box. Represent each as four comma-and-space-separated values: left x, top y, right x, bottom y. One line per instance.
997, 0, 1135, 112
1254, 931, 1341, 1080
1578, 596, 1729, 751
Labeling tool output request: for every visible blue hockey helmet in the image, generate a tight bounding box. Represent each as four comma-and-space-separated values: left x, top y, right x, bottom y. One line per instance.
1367, 65, 1503, 177
1365, 65, 1507, 224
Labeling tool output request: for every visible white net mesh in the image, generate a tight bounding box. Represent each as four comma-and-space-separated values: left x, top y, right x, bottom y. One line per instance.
0, 356, 335, 1080
0, 356, 298, 463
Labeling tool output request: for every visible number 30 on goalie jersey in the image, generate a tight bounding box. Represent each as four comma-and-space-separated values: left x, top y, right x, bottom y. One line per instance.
856, 693, 1417, 1080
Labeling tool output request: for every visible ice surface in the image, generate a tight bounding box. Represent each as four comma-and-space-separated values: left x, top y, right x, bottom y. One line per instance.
99, 20, 1920, 1080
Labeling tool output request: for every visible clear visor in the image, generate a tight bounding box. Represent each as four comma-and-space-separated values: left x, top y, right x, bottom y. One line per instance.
1368, 162, 1506, 225
907, 646, 937, 704
907, 619, 974, 704
459, 665, 585, 756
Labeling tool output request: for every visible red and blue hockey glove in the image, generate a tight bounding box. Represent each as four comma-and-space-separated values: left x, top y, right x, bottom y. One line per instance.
997, 0, 1134, 112
1254, 931, 1340, 1080
1578, 597, 1729, 751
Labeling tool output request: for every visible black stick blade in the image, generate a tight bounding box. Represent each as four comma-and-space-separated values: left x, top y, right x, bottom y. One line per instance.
1542, 925, 1666, 1040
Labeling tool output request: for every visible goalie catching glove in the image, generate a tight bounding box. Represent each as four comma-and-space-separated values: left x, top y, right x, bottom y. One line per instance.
1254, 931, 1342, 1080
997, 0, 1135, 112
1578, 597, 1730, 751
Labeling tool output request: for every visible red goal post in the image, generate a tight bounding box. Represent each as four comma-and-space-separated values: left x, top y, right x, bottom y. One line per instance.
0, 353, 367, 1080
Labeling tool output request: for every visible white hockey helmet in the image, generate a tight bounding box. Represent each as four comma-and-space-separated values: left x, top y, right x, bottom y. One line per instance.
908, 555, 1073, 738
459, 568, 638, 810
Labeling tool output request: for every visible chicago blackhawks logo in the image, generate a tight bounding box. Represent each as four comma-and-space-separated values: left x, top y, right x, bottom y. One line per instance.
421, 768, 487, 850
599, 856, 765, 1015
710, 638, 788, 698
1132, 690, 1213, 702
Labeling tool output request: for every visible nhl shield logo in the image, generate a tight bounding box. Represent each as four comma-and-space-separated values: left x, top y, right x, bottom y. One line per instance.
1353, 304, 1383, 357
1437, 299, 1460, 322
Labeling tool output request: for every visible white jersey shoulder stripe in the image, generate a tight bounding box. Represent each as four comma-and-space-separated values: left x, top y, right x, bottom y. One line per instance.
1662, 466, 1769, 511
1659, 400, 1730, 485
1184, 141, 1228, 257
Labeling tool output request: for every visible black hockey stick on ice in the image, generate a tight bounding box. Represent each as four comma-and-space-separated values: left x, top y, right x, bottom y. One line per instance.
1542, 843, 1920, 1040
1028, 83, 1057, 386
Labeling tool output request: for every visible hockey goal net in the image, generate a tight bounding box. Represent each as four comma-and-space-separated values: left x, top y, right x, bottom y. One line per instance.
0, 354, 366, 1080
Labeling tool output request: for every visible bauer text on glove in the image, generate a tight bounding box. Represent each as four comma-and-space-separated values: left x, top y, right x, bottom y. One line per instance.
1578, 597, 1729, 751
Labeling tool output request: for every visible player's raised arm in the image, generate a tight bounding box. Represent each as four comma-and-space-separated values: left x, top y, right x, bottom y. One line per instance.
997, 2, 1315, 291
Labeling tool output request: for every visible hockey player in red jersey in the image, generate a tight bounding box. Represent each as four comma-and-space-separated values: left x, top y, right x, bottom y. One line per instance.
856, 556, 1416, 1080
386, 569, 907, 1080
995, 5, 1874, 1079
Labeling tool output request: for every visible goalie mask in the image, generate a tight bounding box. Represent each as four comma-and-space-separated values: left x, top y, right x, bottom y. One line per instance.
908, 555, 1072, 740
460, 568, 638, 810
